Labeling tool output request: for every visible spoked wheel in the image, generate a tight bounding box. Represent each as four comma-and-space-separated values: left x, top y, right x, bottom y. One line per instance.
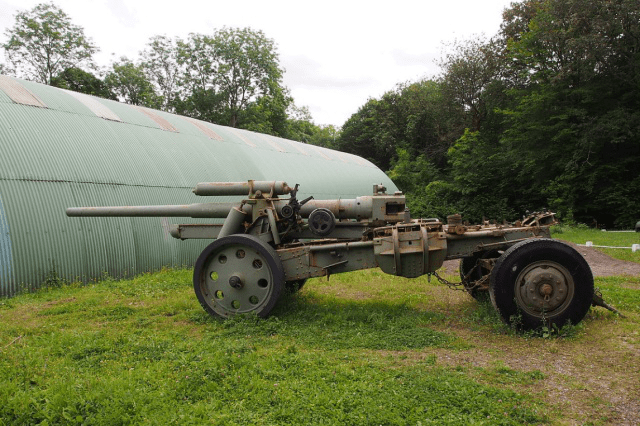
459, 250, 502, 300
193, 234, 284, 319
490, 239, 594, 331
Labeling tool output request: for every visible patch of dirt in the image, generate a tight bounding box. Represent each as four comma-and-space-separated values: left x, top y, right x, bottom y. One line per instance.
439, 243, 640, 277
564, 242, 640, 277
428, 245, 640, 425
441, 326, 640, 425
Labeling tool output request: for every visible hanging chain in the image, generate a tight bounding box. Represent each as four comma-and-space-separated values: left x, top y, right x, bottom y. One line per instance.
431, 270, 467, 291
431, 265, 491, 293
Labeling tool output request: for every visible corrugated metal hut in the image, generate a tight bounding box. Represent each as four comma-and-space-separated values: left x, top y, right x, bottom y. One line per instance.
0, 76, 397, 296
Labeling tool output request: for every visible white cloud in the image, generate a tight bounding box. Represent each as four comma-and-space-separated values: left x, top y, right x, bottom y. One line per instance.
0, 0, 513, 126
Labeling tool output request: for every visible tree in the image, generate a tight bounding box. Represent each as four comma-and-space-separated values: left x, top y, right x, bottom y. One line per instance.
337, 98, 395, 170
176, 28, 285, 128
0, 62, 13, 76
237, 85, 291, 136
497, 0, 640, 227
337, 80, 462, 171
2, 3, 97, 84
438, 37, 504, 131
105, 58, 161, 108
140, 35, 181, 112
51, 67, 115, 99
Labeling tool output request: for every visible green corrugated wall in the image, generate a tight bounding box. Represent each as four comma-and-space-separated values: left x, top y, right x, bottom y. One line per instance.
0, 76, 397, 296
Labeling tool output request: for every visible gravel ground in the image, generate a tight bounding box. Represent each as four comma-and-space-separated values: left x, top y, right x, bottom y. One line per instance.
440, 241, 640, 277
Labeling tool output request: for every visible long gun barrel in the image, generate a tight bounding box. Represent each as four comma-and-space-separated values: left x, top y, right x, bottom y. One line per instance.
65, 198, 398, 221
66, 202, 248, 218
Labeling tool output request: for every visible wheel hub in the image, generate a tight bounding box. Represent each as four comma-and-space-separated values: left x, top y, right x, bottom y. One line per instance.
229, 275, 243, 289
516, 261, 574, 316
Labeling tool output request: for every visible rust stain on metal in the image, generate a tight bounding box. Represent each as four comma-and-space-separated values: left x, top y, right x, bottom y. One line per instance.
182, 117, 224, 140
63, 89, 121, 121
264, 135, 287, 153
254, 133, 287, 152
229, 128, 257, 147
135, 106, 178, 132
334, 152, 350, 163
305, 144, 332, 161
0, 76, 47, 108
279, 138, 310, 156
350, 155, 371, 167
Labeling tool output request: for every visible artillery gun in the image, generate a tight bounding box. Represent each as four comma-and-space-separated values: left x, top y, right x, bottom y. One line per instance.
67, 180, 599, 330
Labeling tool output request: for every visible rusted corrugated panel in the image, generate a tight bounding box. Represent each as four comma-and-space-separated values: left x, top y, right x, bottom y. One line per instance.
181, 116, 224, 140
278, 138, 311, 156
135, 106, 178, 132
0, 75, 46, 107
305, 143, 332, 161
262, 134, 287, 153
228, 128, 257, 147
62, 89, 121, 121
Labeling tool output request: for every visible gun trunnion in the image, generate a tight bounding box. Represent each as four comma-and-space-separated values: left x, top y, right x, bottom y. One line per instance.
67, 180, 599, 330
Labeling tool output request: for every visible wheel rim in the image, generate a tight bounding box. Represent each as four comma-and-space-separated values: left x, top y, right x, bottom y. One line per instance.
514, 260, 575, 318
198, 242, 276, 317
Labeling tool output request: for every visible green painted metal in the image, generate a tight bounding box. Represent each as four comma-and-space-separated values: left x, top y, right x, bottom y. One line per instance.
0, 76, 397, 296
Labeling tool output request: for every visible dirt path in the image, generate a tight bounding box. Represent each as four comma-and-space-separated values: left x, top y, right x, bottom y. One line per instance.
440, 242, 640, 277
565, 242, 640, 276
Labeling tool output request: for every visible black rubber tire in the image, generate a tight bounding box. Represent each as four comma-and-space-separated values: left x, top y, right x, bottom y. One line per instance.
285, 279, 307, 293
193, 234, 284, 319
489, 238, 594, 331
459, 250, 501, 300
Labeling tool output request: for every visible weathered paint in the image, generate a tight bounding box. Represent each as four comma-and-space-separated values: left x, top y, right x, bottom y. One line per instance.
0, 194, 15, 292
0, 75, 397, 296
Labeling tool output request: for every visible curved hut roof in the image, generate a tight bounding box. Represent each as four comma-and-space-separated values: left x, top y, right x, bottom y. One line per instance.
0, 75, 397, 296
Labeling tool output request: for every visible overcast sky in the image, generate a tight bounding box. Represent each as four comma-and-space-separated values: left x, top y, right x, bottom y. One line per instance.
0, 0, 515, 126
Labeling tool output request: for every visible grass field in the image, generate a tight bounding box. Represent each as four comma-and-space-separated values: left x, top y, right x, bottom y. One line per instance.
0, 230, 638, 425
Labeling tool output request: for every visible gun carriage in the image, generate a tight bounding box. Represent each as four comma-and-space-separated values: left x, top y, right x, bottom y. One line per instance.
67, 180, 598, 330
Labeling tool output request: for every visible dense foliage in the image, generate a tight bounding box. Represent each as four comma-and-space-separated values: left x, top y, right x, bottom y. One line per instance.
1, 4, 333, 142
339, 0, 640, 228
2, 3, 97, 85
2, 0, 638, 227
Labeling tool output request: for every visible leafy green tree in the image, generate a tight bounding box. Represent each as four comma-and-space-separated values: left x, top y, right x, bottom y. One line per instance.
438, 37, 504, 132
338, 80, 463, 171
105, 58, 161, 108
2, 3, 97, 84
176, 28, 285, 129
140, 35, 180, 112
306, 124, 340, 149
237, 86, 290, 136
51, 67, 115, 99
498, 0, 640, 227
337, 98, 395, 169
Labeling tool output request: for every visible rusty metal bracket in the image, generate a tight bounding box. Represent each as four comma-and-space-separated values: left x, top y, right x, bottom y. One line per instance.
592, 288, 626, 317
323, 260, 349, 280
